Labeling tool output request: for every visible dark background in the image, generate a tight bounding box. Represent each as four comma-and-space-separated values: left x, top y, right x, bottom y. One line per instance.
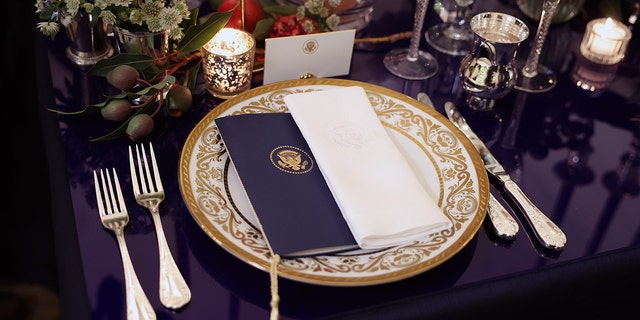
2, 1, 60, 319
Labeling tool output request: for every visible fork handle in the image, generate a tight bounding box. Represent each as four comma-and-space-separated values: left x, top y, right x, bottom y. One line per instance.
487, 193, 519, 240
150, 209, 192, 309
115, 232, 157, 320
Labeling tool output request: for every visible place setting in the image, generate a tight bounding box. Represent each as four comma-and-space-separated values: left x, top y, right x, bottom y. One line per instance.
178, 78, 490, 287
30, 0, 640, 319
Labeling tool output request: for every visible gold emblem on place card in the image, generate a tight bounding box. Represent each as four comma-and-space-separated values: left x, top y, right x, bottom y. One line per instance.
271, 146, 313, 174
302, 39, 318, 54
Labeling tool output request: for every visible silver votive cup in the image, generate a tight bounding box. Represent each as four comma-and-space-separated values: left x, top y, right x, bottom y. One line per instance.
201, 28, 256, 99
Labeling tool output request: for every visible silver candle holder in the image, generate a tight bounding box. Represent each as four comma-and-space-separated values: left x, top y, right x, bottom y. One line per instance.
201, 28, 256, 99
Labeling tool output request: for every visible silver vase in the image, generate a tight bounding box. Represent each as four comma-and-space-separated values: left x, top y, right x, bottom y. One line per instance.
459, 12, 529, 111
64, 11, 114, 66
112, 26, 170, 58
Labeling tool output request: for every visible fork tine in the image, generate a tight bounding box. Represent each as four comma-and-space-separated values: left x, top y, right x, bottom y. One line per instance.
93, 170, 106, 216
128, 146, 141, 196
113, 169, 126, 213
148, 143, 164, 192
134, 144, 151, 194
104, 169, 118, 214
140, 143, 155, 193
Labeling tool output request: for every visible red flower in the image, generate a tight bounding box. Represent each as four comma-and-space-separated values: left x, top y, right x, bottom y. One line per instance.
269, 14, 319, 38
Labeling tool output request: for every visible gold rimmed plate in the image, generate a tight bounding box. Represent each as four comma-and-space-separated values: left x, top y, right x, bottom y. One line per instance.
178, 78, 489, 286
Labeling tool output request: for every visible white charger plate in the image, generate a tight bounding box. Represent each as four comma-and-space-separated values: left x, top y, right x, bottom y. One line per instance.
178, 78, 489, 286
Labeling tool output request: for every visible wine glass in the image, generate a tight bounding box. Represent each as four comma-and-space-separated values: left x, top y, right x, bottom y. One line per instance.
425, 0, 475, 56
514, 0, 560, 93
383, 0, 438, 80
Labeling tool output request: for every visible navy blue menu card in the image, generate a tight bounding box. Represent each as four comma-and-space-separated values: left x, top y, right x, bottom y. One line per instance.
215, 112, 360, 257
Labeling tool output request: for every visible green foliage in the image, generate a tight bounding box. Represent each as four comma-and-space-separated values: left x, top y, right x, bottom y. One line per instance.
50, 11, 232, 141
177, 10, 233, 53
253, 17, 275, 41
263, 4, 298, 16
88, 54, 159, 77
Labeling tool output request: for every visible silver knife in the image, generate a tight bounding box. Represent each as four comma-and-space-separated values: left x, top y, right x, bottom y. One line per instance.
417, 93, 519, 240
444, 101, 567, 251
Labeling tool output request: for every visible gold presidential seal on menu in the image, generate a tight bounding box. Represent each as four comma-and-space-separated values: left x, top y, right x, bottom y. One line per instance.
271, 146, 313, 174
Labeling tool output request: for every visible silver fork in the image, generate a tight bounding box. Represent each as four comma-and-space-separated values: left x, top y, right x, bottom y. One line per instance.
94, 168, 156, 320
129, 143, 191, 309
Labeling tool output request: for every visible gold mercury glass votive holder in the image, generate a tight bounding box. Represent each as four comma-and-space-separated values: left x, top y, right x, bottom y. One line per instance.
201, 28, 256, 99
579, 18, 632, 65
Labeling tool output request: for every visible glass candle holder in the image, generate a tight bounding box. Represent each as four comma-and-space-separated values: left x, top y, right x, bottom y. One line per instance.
579, 18, 632, 65
201, 28, 256, 99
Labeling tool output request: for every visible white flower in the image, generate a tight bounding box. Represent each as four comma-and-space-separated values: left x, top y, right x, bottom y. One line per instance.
35, 0, 192, 40
37, 21, 60, 37
299, 0, 341, 33
60, 14, 74, 27
328, 0, 341, 8
325, 14, 340, 30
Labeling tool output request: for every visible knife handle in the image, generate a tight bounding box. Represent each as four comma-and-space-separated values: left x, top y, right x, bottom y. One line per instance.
502, 180, 567, 251
487, 193, 519, 240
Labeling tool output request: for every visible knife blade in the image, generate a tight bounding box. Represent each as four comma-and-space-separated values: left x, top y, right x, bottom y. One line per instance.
417, 93, 519, 240
444, 101, 566, 251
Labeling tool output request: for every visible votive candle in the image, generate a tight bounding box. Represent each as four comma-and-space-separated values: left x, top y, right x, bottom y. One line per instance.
580, 17, 631, 65
201, 28, 256, 99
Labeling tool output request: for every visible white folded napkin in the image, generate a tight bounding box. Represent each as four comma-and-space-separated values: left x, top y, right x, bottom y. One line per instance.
284, 86, 452, 249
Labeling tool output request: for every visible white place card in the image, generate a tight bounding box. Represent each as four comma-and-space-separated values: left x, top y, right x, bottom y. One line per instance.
263, 29, 356, 85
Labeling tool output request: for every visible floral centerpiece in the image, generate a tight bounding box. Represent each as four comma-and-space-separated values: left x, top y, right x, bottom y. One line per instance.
35, 0, 192, 40
38, 0, 378, 141
38, 1, 232, 141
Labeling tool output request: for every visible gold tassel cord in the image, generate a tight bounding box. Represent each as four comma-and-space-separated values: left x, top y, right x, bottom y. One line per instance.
246, 201, 281, 319
269, 254, 281, 320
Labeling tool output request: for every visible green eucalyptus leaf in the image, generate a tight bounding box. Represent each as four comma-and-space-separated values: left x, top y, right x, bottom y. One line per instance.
140, 67, 163, 81
88, 53, 156, 77
263, 4, 298, 16
177, 11, 232, 53
253, 18, 274, 41
105, 92, 130, 100
184, 63, 201, 92
186, 8, 199, 28
132, 75, 176, 96
48, 105, 101, 116
48, 91, 133, 116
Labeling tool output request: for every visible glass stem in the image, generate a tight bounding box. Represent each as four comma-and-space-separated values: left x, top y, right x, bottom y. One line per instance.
522, 0, 559, 78
408, 0, 431, 61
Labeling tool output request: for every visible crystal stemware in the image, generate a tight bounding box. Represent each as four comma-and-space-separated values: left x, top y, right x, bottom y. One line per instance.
383, 0, 438, 80
425, 0, 475, 56
514, 0, 560, 93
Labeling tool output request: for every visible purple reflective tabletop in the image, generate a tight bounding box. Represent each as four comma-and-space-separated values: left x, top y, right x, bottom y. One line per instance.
40, 1, 640, 319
